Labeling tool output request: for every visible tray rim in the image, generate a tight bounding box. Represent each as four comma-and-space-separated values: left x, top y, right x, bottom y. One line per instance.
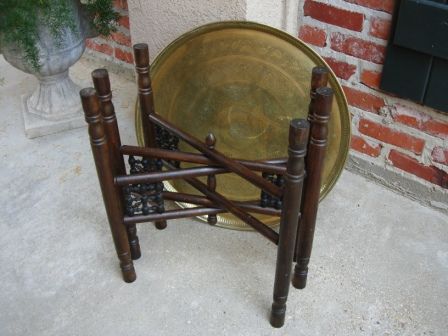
135, 21, 351, 230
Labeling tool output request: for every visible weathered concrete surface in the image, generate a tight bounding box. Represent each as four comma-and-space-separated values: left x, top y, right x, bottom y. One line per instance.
1, 56, 447, 336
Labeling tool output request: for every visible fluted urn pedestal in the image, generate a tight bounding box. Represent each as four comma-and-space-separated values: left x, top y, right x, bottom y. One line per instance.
1, 0, 93, 138
20, 69, 84, 138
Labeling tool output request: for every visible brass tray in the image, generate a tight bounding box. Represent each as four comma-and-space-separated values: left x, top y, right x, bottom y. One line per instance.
135, 21, 351, 230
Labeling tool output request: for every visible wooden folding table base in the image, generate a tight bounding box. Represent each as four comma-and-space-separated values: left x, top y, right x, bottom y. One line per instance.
80, 43, 333, 328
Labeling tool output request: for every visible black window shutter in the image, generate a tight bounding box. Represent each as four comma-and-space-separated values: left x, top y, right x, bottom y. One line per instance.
425, 58, 448, 112
380, 0, 448, 114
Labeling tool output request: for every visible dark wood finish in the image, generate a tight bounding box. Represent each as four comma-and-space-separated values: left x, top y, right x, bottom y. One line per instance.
293, 66, 329, 264
92, 69, 141, 260
133, 43, 157, 148
205, 133, 218, 225
148, 113, 283, 199
80, 87, 136, 283
292, 87, 333, 290
164, 161, 280, 245
123, 200, 282, 224
310, 66, 330, 98
115, 166, 229, 186
232, 202, 281, 217
82, 55, 333, 328
163, 192, 281, 216
121, 145, 287, 174
133, 43, 167, 230
124, 207, 223, 224
270, 119, 309, 328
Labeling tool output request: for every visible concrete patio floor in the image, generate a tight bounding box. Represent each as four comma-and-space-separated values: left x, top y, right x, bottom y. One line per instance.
1, 56, 447, 336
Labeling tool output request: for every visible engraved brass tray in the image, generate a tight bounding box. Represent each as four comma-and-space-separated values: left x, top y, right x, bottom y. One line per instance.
136, 21, 350, 230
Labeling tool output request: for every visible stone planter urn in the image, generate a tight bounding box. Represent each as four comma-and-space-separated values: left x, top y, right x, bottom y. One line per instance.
0, 1, 95, 138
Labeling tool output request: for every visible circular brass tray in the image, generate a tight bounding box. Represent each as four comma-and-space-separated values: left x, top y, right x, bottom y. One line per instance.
136, 21, 350, 230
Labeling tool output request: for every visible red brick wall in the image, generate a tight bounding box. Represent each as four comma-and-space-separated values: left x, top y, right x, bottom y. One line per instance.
85, 0, 447, 191
298, 0, 447, 190
85, 0, 134, 66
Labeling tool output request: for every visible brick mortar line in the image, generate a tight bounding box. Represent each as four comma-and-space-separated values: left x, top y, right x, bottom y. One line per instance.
351, 129, 447, 173
349, 109, 445, 169
90, 1, 448, 182
349, 145, 442, 184
301, 15, 389, 47
432, 160, 448, 171
346, 102, 447, 164
347, 86, 448, 133
88, 36, 133, 51
301, 0, 393, 37
299, 0, 448, 188
318, 52, 448, 127
350, 103, 447, 147
304, 0, 394, 16
314, 47, 372, 82
347, 152, 448, 213
299, 28, 448, 142
298, 30, 387, 77
381, 160, 447, 194
304, 53, 448, 143
348, 148, 447, 192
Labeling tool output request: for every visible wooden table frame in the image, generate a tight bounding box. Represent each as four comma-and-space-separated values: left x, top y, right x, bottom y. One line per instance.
80, 43, 333, 328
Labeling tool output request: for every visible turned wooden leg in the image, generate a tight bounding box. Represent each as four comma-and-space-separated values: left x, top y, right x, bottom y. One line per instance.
292, 87, 333, 290
134, 43, 167, 230
126, 224, 141, 259
270, 119, 309, 328
92, 68, 142, 260
80, 87, 136, 283
205, 133, 218, 225
292, 66, 328, 286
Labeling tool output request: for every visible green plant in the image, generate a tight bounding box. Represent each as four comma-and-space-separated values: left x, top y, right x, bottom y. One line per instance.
0, 0, 119, 70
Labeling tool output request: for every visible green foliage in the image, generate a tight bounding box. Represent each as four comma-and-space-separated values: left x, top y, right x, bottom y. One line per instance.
84, 0, 119, 36
0, 0, 118, 70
